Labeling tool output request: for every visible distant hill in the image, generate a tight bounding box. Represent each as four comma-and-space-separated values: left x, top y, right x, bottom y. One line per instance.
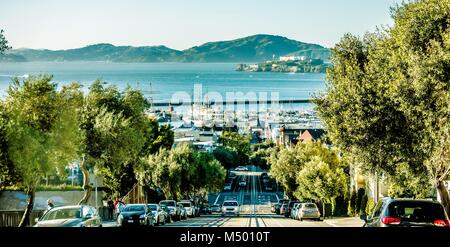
0, 34, 330, 63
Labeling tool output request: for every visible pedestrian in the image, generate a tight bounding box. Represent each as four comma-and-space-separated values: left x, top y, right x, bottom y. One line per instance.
47, 199, 54, 211
107, 198, 114, 220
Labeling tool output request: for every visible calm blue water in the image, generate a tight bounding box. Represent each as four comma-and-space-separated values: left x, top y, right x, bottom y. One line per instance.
0, 62, 325, 111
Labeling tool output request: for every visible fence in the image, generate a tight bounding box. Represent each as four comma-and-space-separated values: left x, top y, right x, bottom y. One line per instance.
0, 210, 45, 227
0, 207, 113, 227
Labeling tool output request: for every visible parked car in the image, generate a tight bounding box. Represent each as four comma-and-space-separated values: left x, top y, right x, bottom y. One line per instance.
279, 201, 289, 215
235, 166, 248, 171
228, 172, 237, 179
284, 200, 300, 218
159, 200, 181, 221
297, 203, 321, 221
34, 205, 102, 227
223, 183, 232, 191
200, 204, 212, 214
290, 203, 301, 219
361, 198, 450, 227
117, 204, 153, 227
222, 200, 240, 216
178, 203, 188, 219
211, 204, 222, 213
178, 201, 195, 218
147, 204, 167, 226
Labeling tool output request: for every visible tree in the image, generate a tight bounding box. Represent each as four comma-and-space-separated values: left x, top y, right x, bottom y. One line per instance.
0, 29, 11, 53
2, 75, 81, 226
314, 0, 450, 213
294, 154, 348, 208
136, 144, 225, 202
78, 82, 149, 203
270, 141, 341, 198
219, 131, 251, 166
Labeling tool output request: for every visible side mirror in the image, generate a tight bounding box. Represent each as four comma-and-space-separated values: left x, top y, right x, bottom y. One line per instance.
360, 213, 367, 222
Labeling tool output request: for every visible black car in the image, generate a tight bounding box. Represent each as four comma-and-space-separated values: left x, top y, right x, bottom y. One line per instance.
361, 198, 450, 227
117, 204, 153, 227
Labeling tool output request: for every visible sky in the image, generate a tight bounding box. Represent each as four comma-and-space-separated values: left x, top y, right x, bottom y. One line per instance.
0, 0, 402, 50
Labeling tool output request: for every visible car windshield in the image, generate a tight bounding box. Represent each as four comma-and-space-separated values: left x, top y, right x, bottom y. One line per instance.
160, 201, 175, 207
124, 205, 145, 212
387, 201, 446, 222
180, 202, 191, 207
147, 205, 158, 211
304, 204, 317, 209
223, 201, 238, 206
42, 208, 81, 220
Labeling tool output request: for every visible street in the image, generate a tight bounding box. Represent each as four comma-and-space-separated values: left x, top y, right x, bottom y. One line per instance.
105, 167, 364, 227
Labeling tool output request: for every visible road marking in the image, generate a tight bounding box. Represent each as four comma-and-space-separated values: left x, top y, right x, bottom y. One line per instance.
213, 193, 221, 205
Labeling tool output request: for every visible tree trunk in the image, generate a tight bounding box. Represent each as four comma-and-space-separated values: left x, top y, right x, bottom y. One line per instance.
18, 188, 35, 227
78, 157, 92, 205
437, 180, 450, 216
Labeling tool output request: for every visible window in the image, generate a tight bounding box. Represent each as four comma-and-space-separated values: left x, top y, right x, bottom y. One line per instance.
371, 200, 385, 218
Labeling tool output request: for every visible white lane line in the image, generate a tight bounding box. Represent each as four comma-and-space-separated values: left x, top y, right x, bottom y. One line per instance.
214, 193, 221, 205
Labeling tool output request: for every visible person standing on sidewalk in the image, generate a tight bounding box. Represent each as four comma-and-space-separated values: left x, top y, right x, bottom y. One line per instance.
107, 198, 114, 220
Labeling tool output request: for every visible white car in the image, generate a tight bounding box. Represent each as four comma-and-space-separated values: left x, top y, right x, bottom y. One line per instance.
297, 203, 321, 221
178, 201, 195, 217
221, 200, 240, 216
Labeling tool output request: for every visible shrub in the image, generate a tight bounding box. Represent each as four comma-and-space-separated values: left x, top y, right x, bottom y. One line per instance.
355, 188, 365, 214
365, 198, 376, 216
348, 190, 357, 216
360, 194, 368, 215
333, 195, 349, 216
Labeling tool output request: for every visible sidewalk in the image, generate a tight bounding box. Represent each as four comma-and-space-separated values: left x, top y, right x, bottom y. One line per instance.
324, 217, 365, 227
102, 220, 119, 227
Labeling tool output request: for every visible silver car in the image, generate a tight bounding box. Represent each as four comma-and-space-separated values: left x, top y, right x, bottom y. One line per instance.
297, 203, 321, 221
147, 204, 167, 226
34, 205, 102, 227
221, 200, 240, 216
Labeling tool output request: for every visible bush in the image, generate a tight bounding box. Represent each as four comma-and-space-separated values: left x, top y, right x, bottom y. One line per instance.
365, 198, 375, 216
360, 194, 368, 215
333, 195, 349, 216
348, 190, 357, 216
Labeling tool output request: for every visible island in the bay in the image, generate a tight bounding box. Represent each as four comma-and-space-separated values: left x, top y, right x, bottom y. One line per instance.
236, 56, 329, 73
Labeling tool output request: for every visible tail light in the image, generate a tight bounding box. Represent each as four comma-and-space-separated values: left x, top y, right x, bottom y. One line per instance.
381, 216, 401, 225
433, 220, 450, 227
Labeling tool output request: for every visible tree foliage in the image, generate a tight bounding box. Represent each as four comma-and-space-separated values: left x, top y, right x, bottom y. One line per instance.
137, 144, 226, 201
270, 141, 348, 201
0, 29, 11, 53
315, 0, 450, 212
1, 75, 82, 226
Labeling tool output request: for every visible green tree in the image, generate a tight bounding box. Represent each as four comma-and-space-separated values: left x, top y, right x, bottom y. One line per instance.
270, 141, 341, 198
294, 156, 348, 209
315, 0, 450, 213
0, 29, 11, 53
219, 131, 251, 166
3, 75, 81, 226
78, 82, 150, 203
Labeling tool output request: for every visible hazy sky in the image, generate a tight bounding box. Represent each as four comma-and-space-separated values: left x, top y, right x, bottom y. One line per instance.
0, 0, 402, 50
